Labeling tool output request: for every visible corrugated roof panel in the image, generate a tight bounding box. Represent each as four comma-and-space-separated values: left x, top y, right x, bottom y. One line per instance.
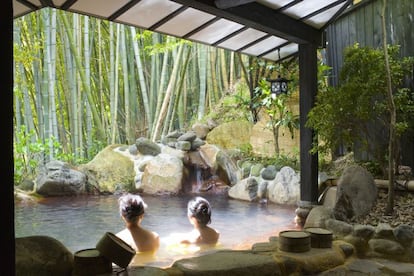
189, 18, 244, 44
256, 0, 293, 10
283, 0, 340, 19
218, 28, 268, 51
304, 4, 346, 28
242, 36, 287, 56
53, 0, 68, 8
13, 2, 35, 18
262, 43, 298, 60
155, 8, 215, 37
116, 0, 182, 29
69, 0, 130, 18
27, 0, 42, 6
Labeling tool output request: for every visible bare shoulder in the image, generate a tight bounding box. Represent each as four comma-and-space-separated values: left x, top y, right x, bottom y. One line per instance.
116, 229, 129, 239
152, 231, 160, 239
212, 228, 220, 241
198, 226, 219, 244
116, 229, 136, 250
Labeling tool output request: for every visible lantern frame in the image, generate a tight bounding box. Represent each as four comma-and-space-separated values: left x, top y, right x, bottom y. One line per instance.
268, 75, 290, 99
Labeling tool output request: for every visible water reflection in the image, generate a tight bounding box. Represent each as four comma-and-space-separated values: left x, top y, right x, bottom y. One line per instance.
15, 194, 298, 267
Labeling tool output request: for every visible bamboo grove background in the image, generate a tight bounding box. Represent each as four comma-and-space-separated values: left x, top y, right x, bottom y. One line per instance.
13, 8, 252, 168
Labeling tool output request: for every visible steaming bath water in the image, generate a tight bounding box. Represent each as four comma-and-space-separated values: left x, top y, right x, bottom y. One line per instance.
15, 194, 298, 267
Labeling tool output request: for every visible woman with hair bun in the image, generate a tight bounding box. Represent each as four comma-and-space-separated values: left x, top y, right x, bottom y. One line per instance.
116, 193, 159, 252
181, 196, 219, 245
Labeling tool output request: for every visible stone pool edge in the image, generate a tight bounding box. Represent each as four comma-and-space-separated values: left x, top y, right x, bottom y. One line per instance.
116, 237, 414, 275
113, 239, 352, 275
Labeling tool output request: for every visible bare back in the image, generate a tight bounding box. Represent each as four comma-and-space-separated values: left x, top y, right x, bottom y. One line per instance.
196, 226, 220, 245
117, 227, 159, 252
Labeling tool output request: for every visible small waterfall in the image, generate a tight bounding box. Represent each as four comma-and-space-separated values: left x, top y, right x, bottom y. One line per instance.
185, 165, 212, 194
182, 150, 231, 195
193, 166, 203, 193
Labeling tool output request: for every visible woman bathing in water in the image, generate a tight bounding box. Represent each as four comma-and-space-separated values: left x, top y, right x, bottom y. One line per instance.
116, 193, 160, 252
181, 196, 220, 245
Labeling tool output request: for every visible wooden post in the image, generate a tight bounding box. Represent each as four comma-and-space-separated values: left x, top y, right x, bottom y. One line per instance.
1, 1, 15, 275
296, 43, 319, 225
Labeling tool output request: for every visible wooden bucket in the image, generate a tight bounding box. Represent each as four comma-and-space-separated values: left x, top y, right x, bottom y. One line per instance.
278, 230, 310, 253
305, 227, 333, 248
96, 232, 135, 268
73, 248, 112, 276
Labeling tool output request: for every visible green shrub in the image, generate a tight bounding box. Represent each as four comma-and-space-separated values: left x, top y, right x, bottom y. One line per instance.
13, 126, 92, 185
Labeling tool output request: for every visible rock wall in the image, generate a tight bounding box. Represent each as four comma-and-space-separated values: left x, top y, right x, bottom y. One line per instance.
250, 102, 300, 158
305, 206, 414, 263
206, 120, 252, 149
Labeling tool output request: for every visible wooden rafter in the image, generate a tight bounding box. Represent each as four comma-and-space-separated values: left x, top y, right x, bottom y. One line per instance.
172, 0, 322, 45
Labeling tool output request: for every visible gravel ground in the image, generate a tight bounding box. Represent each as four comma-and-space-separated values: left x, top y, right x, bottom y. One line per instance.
350, 188, 414, 227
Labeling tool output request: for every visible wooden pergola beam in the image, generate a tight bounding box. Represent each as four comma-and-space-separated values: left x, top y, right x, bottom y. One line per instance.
172, 0, 322, 45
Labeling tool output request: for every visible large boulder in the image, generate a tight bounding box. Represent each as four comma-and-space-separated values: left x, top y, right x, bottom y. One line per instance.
250, 117, 275, 158
139, 153, 184, 194
79, 145, 135, 193
250, 111, 300, 157
333, 165, 377, 221
267, 166, 300, 205
228, 177, 259, 201
304, 206, 335, 229
206, 120, 252, 150
228, 166, 299, 204
216, 150, 239, 186
160, 144, 186, 160
199, 144, 240, 186
199, 144, 221, 169
16, 236, 73, 276
36, 160, 86, 196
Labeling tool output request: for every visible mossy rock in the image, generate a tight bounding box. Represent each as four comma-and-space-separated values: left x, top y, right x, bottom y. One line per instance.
206, 120, 253, 150
79, 145, 135, 193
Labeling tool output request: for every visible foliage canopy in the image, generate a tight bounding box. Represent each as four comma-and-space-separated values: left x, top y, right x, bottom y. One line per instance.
307, 43, 414, 172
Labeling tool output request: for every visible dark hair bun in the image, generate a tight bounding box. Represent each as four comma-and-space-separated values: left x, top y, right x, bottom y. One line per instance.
200, 205, 208, 215
119, 194, 147, 222
124, 203, 143, 218
188, 196, 212, 226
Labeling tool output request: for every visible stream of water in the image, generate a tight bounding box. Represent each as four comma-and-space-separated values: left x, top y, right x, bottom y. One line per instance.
15, 193, 298, 267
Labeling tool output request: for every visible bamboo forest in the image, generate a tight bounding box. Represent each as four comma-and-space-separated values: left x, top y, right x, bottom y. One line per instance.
13, 8, 286, 183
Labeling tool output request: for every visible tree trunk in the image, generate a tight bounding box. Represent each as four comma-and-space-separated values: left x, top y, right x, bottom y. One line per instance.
220, 49, 229, 92
84, 16, 93, 158
229, 52, 235, 91
237, 53, 258, 122
60, 12, 105, 139
61, 13, 77, 158
168, 45, 191, 133
381, 0, 396, 215
152, 43, 184, 141
131, 27, 152, 135
111, 24, 120, 143
75, 14, 84, 158
109, 22, 116, 144
121, 25, 133, 144
273, 125, 280, 155
151, 45, 169, 140
197, 44, 207, 120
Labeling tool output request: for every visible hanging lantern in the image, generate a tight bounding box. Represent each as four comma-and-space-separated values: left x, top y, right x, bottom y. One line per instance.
268, 49, 290, 99
269, 75, 289, 99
